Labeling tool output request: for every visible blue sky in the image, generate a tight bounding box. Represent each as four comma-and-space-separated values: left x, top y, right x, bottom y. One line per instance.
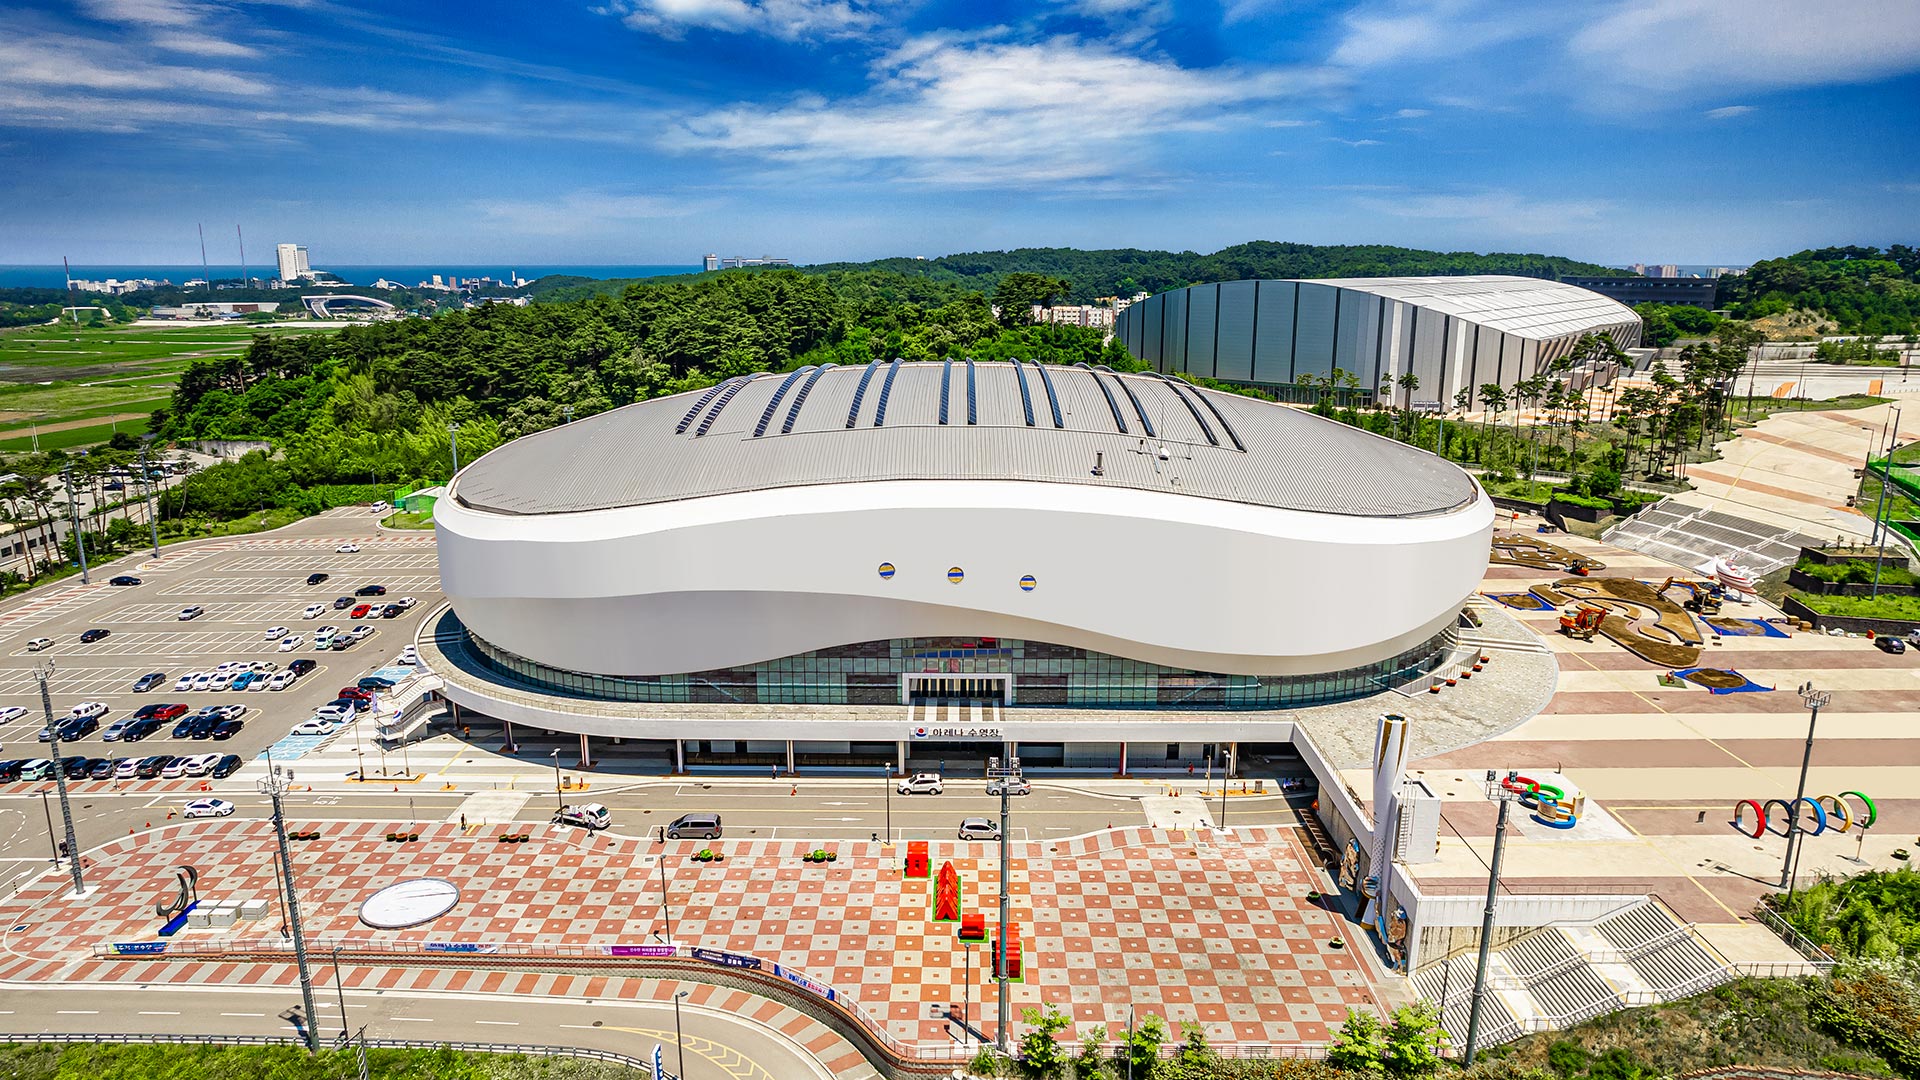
3, 0, 1917, 267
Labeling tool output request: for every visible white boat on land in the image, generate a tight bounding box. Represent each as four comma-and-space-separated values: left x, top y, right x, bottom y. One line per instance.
1696, 555, 1758, 595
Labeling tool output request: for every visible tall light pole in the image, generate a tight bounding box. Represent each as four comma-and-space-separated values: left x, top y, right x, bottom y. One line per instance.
1463, 771, 1521, 1065
35, 660, 84, 895
673, 989, 689, 1080
961, 941, 973, 1050
986, 746, 1021, 1053
549, 748, 564, 810
260, 761, 320, 1052
138, 439, 161, 557
448, 422, 461, 478
60, 466, 88, 584
883, 764, 892, 845
331, 944, 350, 1043
1782, 683, 1831, 896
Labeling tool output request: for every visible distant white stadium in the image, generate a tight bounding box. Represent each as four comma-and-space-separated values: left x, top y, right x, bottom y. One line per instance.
1115, 275, 1641, 409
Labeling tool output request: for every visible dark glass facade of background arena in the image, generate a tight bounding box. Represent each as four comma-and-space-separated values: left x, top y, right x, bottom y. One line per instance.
463, 628, 1457, 710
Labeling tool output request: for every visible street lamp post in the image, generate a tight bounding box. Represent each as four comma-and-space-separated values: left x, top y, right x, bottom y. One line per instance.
138, 440, 161, 557
331, 944, 350, 1043
961, 941, 972, 1050
673, 989, 689, 1080
550, 748, 564, 810
985, 747, 1021, 1053
39, 789, 56, 865
260, 761, 320, 1052
60, 466, 88, 584
884, 764, 892, 845
1463, 771, 1521, 1066
658, 852, 675, 940
448, 422, 462, 477
1783, 683, 1831, 896
35, 661, 84, 895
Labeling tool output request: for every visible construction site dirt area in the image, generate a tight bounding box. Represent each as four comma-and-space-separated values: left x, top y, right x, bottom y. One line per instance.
1491, 535, 1607, 573
1534, 576, 1705, 668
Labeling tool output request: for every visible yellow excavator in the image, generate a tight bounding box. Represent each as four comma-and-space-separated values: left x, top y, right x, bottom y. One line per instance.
1658, 577, 1724, 615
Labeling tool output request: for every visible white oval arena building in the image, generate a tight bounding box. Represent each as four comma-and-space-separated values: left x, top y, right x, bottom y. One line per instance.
432, 360, 1495, 757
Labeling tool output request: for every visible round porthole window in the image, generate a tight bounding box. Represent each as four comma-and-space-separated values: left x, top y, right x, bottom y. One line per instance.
878, 562, 896, 579
1019, 575, 1037, 592
948, 567, 965, 584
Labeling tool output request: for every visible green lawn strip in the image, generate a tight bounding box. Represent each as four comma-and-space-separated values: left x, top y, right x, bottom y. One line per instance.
381, 511, 435, 530
0, 417, 148, 452
0, 398, 170, 434
1792, 591, 1920, 620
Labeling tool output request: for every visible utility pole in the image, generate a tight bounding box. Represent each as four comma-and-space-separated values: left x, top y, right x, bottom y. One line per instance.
1782, 684, 1830, 896
139, 440, 161, 557
449, 422, 461, 478
673, 989, 689, 1080
260, 762, 320, 1051
331, 944, 350, 1042
60, 466, 88, 584
1463, 771, 1520, 1065
550, 748, 564, 810
987, 745, 1021, 1053
36, 661, 85, 896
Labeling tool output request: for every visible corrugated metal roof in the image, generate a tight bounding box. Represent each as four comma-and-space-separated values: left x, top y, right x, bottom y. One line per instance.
1306, 275, 1639, 340
451, 362, 1479, 519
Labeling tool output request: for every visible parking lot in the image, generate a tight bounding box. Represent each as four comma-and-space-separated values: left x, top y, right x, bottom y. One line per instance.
0, 516, 442, 817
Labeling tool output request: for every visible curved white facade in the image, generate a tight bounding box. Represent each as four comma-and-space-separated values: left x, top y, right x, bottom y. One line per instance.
436, 477, 1494, 679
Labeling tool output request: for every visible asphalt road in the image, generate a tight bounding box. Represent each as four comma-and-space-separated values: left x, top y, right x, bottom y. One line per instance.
0, 981, 849, 1079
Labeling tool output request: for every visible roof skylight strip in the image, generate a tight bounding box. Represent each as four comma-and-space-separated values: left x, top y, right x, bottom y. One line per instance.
1141, 371, 1217, 447
873, 357, 904, 427
1097, 365, 1155, 438
752, 366, 815, 437
674, 380, 735, 434
1074, 362, 1129, 434
782, 362, 836, 434
1010, 358, 1036, 427
1032, 360, 1065, 429
845, 359, 881, 429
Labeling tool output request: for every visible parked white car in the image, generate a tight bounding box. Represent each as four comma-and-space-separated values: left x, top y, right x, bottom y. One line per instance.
337, 543, 361, 554
291, 718, 341, 736
349, 625, 376, 641
25, 637, 54, 652
311, 704, 353, 723
182, 797, 235, 818
189, 672, 216, 691
302, 604, 327, 619
67, 701, 110, 720
0, 706, 27, 724
395, 596, 418, 609
897, 772, 945, 795
182, 752, 223, 776
267, 671, 296, 691
277, 636, 303, 652
173, 673, 200, 692
177, 606, 205, 621
263, 626, 288, 640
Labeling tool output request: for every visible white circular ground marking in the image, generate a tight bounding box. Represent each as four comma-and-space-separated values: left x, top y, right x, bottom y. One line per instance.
358, 878, 461, 929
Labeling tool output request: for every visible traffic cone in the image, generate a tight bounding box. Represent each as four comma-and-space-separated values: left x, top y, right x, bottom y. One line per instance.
790, 785, 797, 796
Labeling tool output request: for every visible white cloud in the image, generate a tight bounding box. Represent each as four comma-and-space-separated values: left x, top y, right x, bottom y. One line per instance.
1388, 107, 1428, 118
1570, 0, 1920, 93
1264, 118, 1317, 127
1327, 137, 1382, 146
0, 34, 271, 95
665, 34, 1322, 185
77, 0, 201, 27
472, 190, 707, 233
596, 0, 881, 41
1703, 104, 1755, 120
1353, 189, 1610, 236
150, 31, 262, 56
1328, 1, 1547, 67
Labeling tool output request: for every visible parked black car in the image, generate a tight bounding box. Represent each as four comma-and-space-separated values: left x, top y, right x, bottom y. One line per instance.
380, 604, 403, 618
132, 672, 166, 693
288, 659, 318, 676
308, 573, 330, 585
78, 628, 111, 643
210, 754, 243, 778
355, 584, 387, 597
133, 755, 168, 778
211, 720, 244, 741
332, 596, 355, 610
58, 717, 99, 740
88, 759, 117, 780
0, 760, 26, 782
122, 718, 165, 742
108, 575, 142, 586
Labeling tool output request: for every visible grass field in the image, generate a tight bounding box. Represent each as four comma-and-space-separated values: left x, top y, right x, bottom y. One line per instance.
0, 321, 343, 454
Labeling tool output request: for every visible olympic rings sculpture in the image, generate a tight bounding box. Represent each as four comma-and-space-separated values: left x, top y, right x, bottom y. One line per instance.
1503, 773, 1579, 829
1733, 791, 1875, 838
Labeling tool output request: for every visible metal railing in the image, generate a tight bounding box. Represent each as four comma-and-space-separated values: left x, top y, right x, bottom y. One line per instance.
1751, 904, 1838, 968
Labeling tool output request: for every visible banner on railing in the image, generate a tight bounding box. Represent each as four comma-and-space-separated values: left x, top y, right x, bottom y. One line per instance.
690, 947, 760, 971
605, 944, 677, 958
109, 941, 168, 955
424, 942, 498, 954
768, 963, 837, 1003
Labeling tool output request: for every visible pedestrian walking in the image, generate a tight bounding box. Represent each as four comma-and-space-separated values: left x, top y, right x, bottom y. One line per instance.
460, 812, 467, 830
771, 763, 778, 781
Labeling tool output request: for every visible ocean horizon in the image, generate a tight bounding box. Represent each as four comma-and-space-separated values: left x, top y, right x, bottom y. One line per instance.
0, 264, 706, 290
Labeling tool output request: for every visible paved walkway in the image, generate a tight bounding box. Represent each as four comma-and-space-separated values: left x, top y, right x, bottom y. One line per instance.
0, 820, 1381, 1051
1380, 513, 1920, 959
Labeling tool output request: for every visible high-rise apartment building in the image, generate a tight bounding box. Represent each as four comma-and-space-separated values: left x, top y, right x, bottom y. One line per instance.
275, 243, 311, 283
1651, 264, 1680, 279
703, 253, 720, 272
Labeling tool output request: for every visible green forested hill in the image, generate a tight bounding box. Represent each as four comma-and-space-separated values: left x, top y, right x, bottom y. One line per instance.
1724, 245, 1920, 333
520, 240, 1627, 305
801, 241, 1626, 301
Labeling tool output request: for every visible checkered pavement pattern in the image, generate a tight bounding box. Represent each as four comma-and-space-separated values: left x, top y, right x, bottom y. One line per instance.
0, 821, 1379, 1049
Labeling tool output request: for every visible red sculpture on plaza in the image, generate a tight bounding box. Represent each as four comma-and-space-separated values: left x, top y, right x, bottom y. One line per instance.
934, 861, 962, 922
